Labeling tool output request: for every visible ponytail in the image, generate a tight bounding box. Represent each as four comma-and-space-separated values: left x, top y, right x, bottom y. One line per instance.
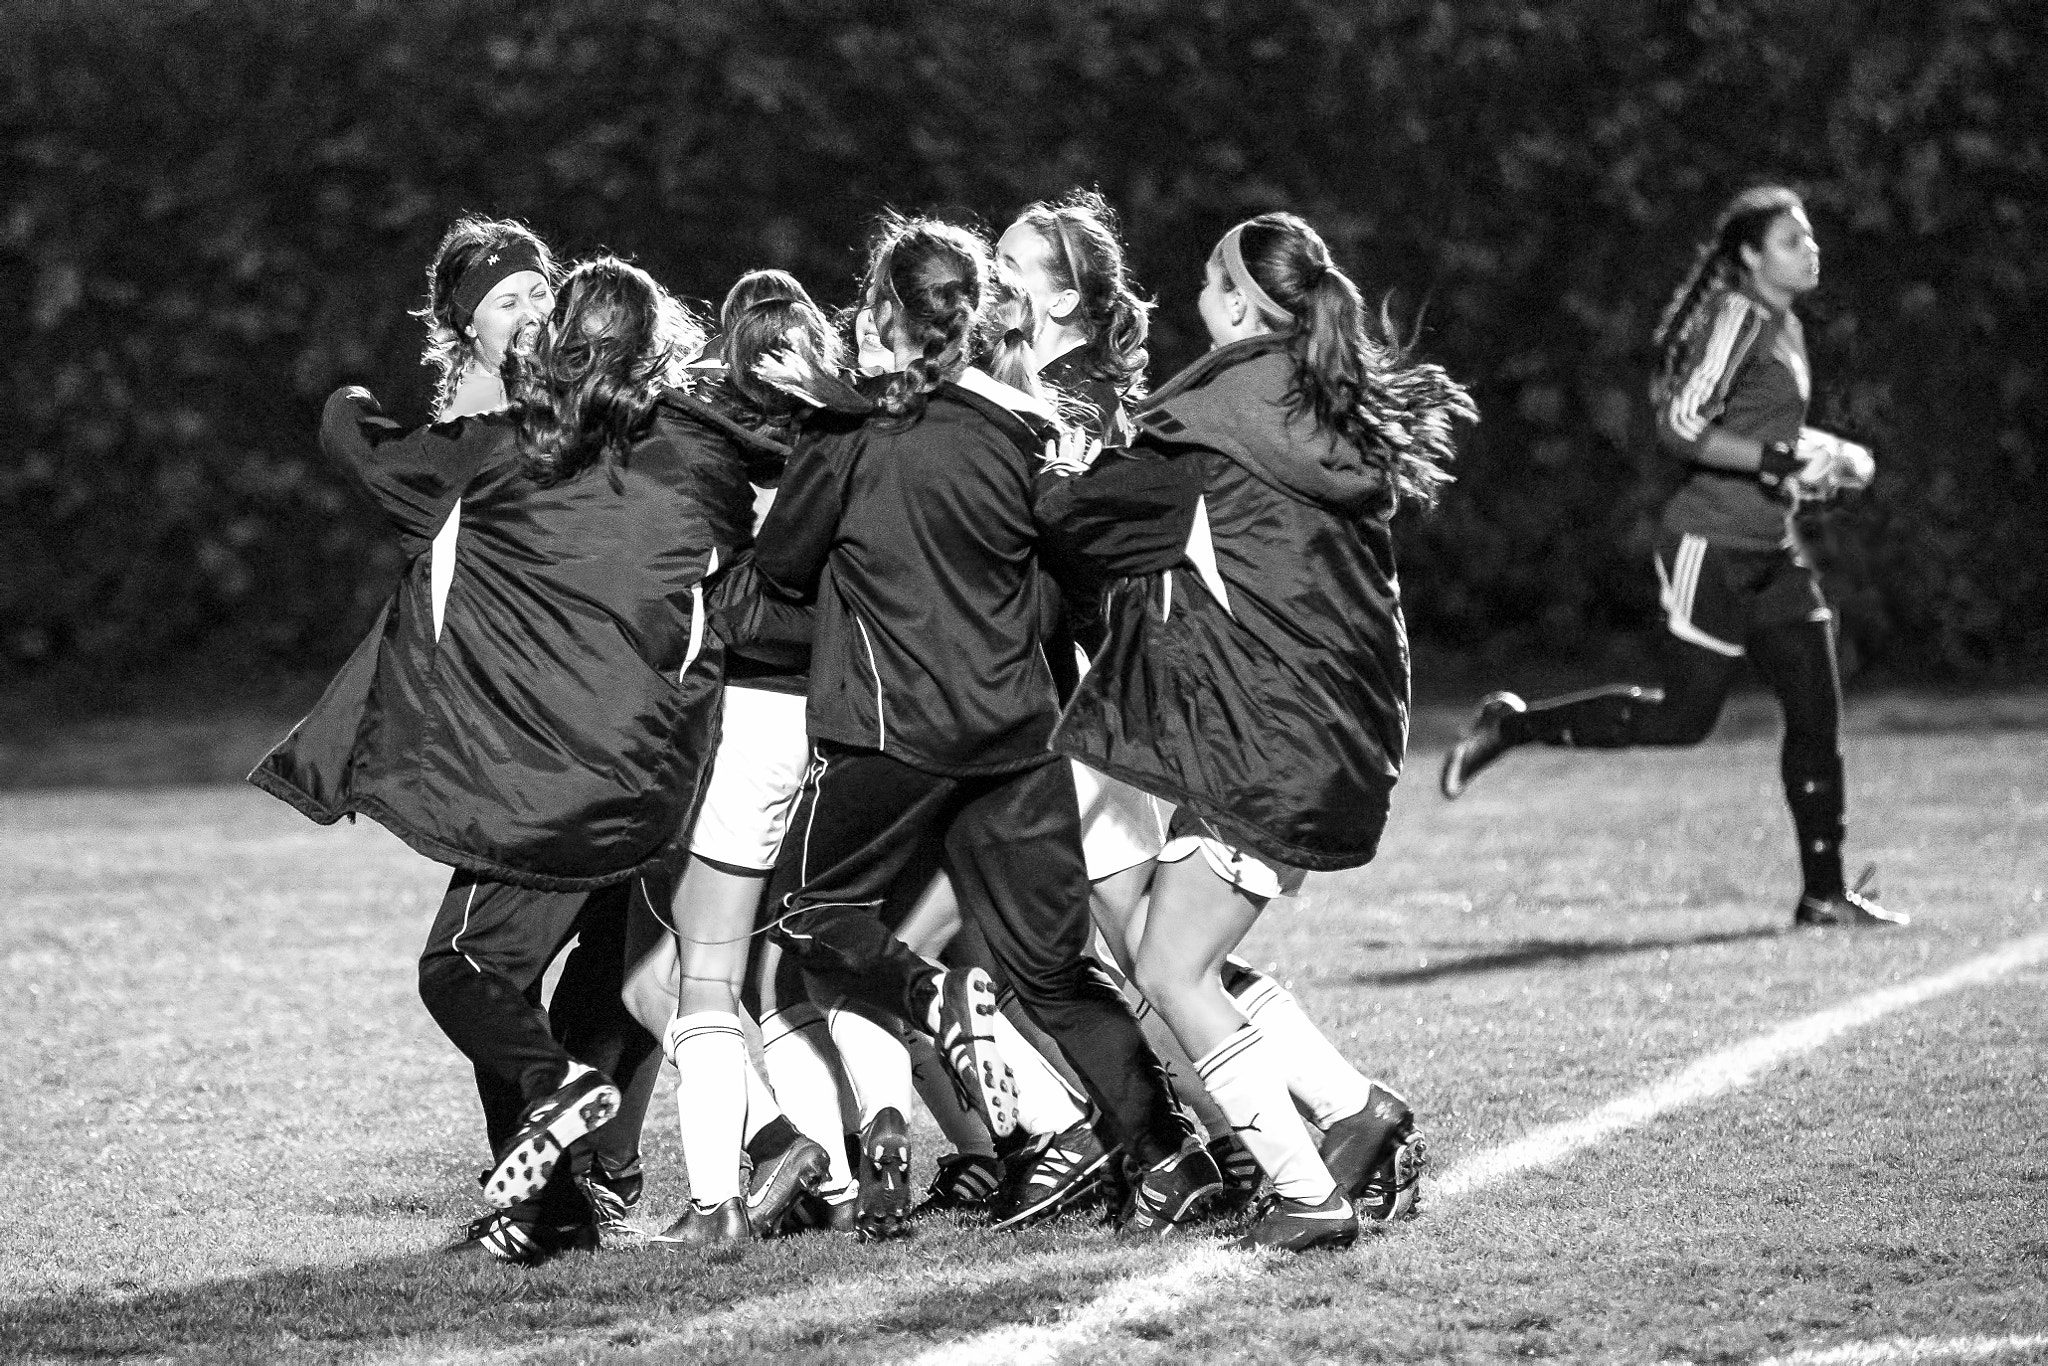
1650, 184, 1804, 403
1014, 189, 1152, 392
1223, 212, 1475, 508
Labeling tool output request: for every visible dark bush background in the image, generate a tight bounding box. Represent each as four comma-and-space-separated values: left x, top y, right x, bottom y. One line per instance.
4, 0, 2042, 706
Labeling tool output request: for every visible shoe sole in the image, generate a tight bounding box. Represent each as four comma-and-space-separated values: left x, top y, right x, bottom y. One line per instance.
1240, 1216, 1362, 1253
485, 1083, 622, 1209
857, 1116, 913, 1242
947, 970, 1020, 1140
989, 1147, 1115, 1232
1361, 1131, 1429, 1224
747, 1138, 833, 1237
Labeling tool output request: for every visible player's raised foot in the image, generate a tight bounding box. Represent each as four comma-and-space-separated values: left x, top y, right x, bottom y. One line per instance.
444, 1208, 598, 1267
1796, 866, 1907, 928
1238, 1187, 1360, 1253
934, 968, 1018, 1139
1357, 1123, 1428, 1224
577, 1167, 644, 1242
856, 1107, 914, 1241
991, 1121, 1116, 1231
1319, 1083, 1413, 1199
746, 1133, 832, 1236
483, 1064, 621, 1209
1205, 1131, 1264, 1216
653, 1196, 752, 1247
914, 1151, 1003, 1218
1439, 691, 1527, 799
1117, 1137, 1225, 1239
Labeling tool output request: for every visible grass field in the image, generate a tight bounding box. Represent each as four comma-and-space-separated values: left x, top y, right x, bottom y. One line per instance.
3, 696, 2045, 1364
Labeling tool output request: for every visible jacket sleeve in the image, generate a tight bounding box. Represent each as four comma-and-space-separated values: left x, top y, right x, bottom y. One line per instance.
319, 386, 500, 554
1033, 442, 1207, 578
707, 558, 815, 669
1657, 293, 1764, 459
750, 429, 848, 604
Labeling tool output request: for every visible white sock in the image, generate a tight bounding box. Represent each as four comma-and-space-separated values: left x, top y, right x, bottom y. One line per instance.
1195, 1025, 1336, 1204
991, 1010, 1087, 1136
1228, 965, 1372, 1128
827, 1003, 914, 1128
760, 1004, 856, 1202
905, 1025, 997, 1158
663, 1011, 748, 1206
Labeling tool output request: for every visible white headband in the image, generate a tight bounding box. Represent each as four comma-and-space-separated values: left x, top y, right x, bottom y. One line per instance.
1219, 224, 1292, 326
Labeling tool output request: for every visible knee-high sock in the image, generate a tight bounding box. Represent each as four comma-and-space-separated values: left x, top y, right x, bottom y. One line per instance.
759, 1004, 857, 1202
826, 1003, 914, 1128
1195, 1025, 1335, 1204
664, 1012, 747, 1206
991, 1010, 1087, 1137
1223, 962, 1372, 1128
905, 1026, 997, 1158
742, 1049, 782, 1146
1127, 991, 1229, 1139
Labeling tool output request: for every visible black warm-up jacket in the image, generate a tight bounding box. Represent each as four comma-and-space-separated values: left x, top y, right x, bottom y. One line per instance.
249, 387, 764, 890
1039, 333, 1412, 872
749, 370, 1069, 778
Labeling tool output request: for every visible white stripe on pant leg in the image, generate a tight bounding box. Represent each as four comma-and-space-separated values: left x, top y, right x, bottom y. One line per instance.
452, 880, 484, 974
908, 931, 2048, 1366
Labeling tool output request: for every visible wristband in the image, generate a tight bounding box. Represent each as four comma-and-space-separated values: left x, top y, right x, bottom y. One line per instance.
1756, 441, 1798, 490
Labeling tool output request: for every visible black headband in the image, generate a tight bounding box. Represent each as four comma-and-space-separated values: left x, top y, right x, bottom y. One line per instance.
453, 241, 546, 331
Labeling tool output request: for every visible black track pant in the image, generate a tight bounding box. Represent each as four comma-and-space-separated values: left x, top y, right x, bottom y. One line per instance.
763, 743, 1189, 1169
1500, 618, 1848, 897
418, 874, 660, 1190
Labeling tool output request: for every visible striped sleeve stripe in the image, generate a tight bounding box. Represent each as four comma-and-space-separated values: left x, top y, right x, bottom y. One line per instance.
1668, 296, 1757, 441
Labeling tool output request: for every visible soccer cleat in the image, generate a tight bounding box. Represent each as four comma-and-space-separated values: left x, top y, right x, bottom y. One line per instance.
990, 1121, 1117, 1231
746, 1134, 832, 1236
1238, 1187, 1361, 1253
577, 1168, 645, 1242
936, 968, 1019, 1140
1205, 1131, 1264, 1216
444, 1208, 598, 1266
1357, 1124, 1429, 1224
483, 1066, 621, 1209
914, 1151, 1003, 1217
653, 1196, 752, 1247
1439, 691, 1527, 799
856, 1107, 914, 1241
1319, 1083, 1413, 1199
1796, 866, 1907, 928
1117, 1138, 1225, 1239
783, 1188, 861, 1235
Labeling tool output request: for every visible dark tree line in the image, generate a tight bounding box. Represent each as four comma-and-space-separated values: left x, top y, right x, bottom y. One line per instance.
4, 0, 2041, 686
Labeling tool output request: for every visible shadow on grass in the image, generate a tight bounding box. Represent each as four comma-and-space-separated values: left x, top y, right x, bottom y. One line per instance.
1350, 926, 1785, 986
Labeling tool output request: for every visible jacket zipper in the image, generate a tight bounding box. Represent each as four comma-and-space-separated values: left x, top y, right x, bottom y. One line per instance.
852, 614, 887, 750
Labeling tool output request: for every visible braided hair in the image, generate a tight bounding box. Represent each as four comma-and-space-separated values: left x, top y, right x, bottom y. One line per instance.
1011, 188, 1152, 392
862, 216, 990, 425
1224, 212, 1475, 508
1650, 185, 1804, 405
413, 216, 559, 414
507, 256, 704, 485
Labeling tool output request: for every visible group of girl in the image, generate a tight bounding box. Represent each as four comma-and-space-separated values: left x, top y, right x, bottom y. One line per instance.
255, 179, 1882, 1272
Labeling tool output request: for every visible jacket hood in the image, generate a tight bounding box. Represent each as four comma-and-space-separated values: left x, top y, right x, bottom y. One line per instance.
1136, 334, 1391, 517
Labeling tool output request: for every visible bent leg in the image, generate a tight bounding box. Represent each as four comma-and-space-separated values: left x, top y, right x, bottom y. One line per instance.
1750, 617, 1847, 899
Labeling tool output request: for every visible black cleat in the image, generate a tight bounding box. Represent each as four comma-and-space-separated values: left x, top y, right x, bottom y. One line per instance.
1320, 1083, 1413, 1200
1357, 1124, 1428, 1224
991, 1121, 1116, 1231
936, 969, 1019, 1139
1796, 865, 1907, 928
1206, 1131, 1264, 1216
914, 1151, 1003, 1218
744, 1133, 831, 1236
444, 1208, 598, 1266
782, 1188, 861, 1235
1440, 691, 1526, 799
1117, 1138, 1224, 1239
653, 1196, 752, 1247
484, 1067, 621, 1209
856, 1107, 914, 1241
1238, 1187, 1360, 1253
577, 1168, 644, 1243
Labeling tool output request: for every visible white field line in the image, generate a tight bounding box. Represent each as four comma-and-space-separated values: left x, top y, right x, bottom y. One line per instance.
1759, 1334, 2048, 1364
909, 930, 2048, 1366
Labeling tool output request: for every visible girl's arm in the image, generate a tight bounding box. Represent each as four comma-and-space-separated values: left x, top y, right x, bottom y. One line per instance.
1657, 293, 1768, 471
750, 428, 849, 603
1032, 443, 1207, 578
319, 387, 501, 554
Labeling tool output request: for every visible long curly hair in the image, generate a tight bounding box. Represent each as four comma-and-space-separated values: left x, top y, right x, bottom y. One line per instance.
1223, 212, 1475, 508
507, 256, 704, 485
1010, 188, 1152, 393
1650, 185, 1804, 404
413, 216, 560, 415
862, 215, 990, 425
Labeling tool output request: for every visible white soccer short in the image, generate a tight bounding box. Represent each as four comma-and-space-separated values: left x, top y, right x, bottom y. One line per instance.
1156, 814, 1308, 901
688, 685, 811, 872
1072, 761, 1172, 882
